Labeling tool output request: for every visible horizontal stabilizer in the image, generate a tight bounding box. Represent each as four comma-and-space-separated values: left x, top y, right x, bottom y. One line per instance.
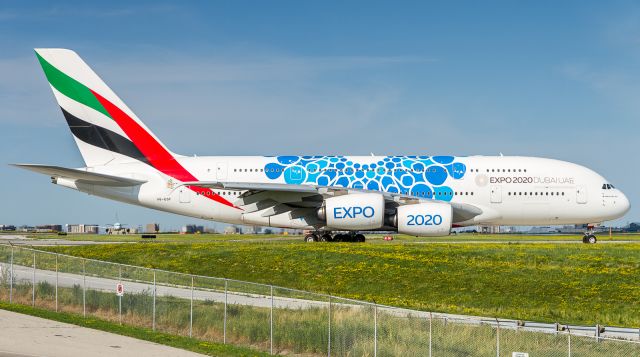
12, 164, 146, 187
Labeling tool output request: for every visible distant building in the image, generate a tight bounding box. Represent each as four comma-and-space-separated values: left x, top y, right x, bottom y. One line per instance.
204, 226, 217, 233
181, 225, 204, 234
479, 225, 501, 234
35, 224, 62, 233
244, 226, 263, 234
224, 226, 240, 234
528, 226, 556, 234
106, 227, 138, 235
66, 224, 99, 234
18, 225, 35, 232
0, 225, 16, 231
625, 222, 640, 233
145, 223, 160, 233
557, 225, 582, 234
502, 226, 518, 233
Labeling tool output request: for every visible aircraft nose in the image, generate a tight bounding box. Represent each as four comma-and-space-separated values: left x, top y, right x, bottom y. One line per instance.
618, 191, 631, 216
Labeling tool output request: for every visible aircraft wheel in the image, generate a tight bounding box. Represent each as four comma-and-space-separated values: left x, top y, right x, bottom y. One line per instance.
320, 233, 333, 242
582, 235, 588, 244
355, 233, 366, 242
304, 233, 317, 242
588, 235, 597, 244
333, 234, 346, 242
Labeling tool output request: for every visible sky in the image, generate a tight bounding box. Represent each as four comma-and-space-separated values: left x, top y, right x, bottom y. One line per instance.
0, 1, 638, 231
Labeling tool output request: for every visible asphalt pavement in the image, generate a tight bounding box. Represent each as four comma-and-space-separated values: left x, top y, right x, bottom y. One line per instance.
0, 309, 206, 357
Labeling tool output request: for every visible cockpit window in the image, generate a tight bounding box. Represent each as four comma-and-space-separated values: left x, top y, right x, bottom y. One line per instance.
602, 184, 607, 189
602, 183, 615, 190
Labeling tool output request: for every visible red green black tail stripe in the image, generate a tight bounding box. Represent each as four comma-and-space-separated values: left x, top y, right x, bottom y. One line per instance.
37, 51, 236, 209
90, 89, 236, 208
36, 52, 110, 118
61, 107, 152, 167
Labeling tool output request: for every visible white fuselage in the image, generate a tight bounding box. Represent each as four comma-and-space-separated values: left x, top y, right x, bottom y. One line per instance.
29, 49, 631, 235
57, 155, 630, 230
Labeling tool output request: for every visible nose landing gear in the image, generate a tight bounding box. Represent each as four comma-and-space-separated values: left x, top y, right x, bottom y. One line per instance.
582, 233, 597, 244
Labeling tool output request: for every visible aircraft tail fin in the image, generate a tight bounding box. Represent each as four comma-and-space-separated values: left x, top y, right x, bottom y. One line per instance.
34, 48, 176, 167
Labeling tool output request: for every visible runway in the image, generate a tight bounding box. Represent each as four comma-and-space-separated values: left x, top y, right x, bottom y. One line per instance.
0, 235, 127, 246
0, 309, 205, 357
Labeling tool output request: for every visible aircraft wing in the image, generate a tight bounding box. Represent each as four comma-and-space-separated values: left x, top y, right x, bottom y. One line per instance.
12, 164, 147, 187
181, 181, 483, 224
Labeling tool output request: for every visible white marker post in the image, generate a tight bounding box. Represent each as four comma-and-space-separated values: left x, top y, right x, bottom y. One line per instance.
116, 281, 124, 325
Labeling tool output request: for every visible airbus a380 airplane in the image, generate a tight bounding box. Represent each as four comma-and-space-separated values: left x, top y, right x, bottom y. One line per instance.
15, 49, 630, 243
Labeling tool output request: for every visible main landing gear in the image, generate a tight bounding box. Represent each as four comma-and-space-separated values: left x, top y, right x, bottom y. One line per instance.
303, 232, 366, 243
582, 233, 597, 244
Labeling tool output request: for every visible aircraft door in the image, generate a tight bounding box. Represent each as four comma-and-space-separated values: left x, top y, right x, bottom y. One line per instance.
576, 186, 587, 204
216, 162, 228, 181
291, 166, 303, 181
179, 188, 191, 203
490, 185, 502, 203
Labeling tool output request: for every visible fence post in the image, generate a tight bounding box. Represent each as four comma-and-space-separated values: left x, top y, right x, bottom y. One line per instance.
374, 303, 378, 357
9, 246, 14, 304
270, 285, 274, 355
82, 259, 86, 317
429, 312, 432, 357
152, 269, 156, 331
32, 251, 35, 306
118, 265, 122, 325
567, 327, 571, 357
55, 253, 58, 312
495, 318, 500, 357
224, 279, 228, 344
328, 295, 332, 357
190, 275, 194, 338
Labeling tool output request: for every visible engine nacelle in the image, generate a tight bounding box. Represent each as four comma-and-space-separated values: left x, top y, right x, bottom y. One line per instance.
394, 202, 452, 237
318, 193, 385, 230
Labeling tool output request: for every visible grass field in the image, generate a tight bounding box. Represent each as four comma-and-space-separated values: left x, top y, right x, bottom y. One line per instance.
41, 234, 640, 328
0, 301, 270, 357
19, 232, 640, 243
6, 279, 635, 357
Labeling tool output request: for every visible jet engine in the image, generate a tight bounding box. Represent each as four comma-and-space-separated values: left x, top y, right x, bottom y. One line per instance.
317, 193, 385, 230
391, 202, 452, 236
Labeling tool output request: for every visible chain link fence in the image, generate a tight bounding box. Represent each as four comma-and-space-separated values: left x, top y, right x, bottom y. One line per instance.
0, 244, 638, 356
